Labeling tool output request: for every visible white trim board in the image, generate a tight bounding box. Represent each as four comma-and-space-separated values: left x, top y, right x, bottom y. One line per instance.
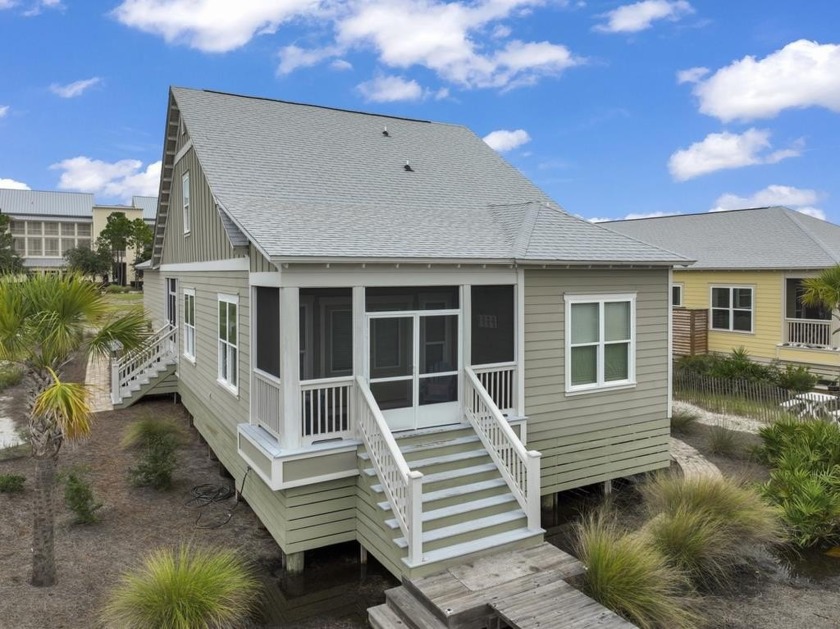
159, 257, 250, 272
174, 139, 193, 166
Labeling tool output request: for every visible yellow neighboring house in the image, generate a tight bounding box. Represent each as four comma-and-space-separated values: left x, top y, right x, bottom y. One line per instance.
606, 207, 840, 380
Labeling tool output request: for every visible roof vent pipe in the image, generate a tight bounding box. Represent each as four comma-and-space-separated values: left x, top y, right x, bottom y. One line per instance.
382, 126, 389, 137
404, 160, 413, 172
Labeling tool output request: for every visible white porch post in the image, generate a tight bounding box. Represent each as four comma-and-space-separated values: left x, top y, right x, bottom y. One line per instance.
280, 287, 301, 450
667, 268, 673, 419
352, 286, 366, 438
461, 284, 471, 424
516, 268, 526, 418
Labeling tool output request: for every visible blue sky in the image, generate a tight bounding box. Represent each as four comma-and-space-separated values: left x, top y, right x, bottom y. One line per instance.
1, 0, 839, 224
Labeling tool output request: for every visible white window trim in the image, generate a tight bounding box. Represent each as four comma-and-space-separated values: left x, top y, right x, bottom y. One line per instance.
183, 288, 196, 363
564, 293, 637, 395
709, 285, 754, 334
672, 283, 684, 307
182, 171, 191, 235
217, 293, 239, 395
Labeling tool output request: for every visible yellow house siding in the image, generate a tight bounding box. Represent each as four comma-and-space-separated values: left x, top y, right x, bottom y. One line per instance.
676, 270, 783, 361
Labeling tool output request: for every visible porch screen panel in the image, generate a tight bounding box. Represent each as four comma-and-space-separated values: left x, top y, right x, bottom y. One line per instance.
255, 286, 280, 378
471, 285, 514, 365
366, 286, 459, 311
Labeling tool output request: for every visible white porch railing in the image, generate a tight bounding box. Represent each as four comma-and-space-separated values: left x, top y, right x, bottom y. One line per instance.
355, 375, 423, 565
111, 325, 178, 404
253, 371, 282, 437
464, 367, 540, 530
786, 319, 832, 347
472, 362, 516, 414
301, 376, 355, 446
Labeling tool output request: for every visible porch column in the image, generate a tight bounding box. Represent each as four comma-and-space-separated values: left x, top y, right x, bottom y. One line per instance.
352, 286, 365, 438
462, 285, 471, 424
516, 268, 526, 417
280, 287, 301, 450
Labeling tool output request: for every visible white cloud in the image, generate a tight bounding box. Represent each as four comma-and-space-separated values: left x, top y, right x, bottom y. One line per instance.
691, 40, 840, 122
330, 58, 353, 71
588, 210, 679, 222
357, 75, 424, 102
50, 77, 101, 98
668, 128, 802, 181
483, 129, 531, 152
0, 178, 30, 190
115, 0, 581, 92
711, 185, 825, 219
51, 157, 161, 202
0, 106, 8, 118
1, 0, 62, 13
595, 0, 693, 34
112, 0, 321, 53
676, 66, 708, 84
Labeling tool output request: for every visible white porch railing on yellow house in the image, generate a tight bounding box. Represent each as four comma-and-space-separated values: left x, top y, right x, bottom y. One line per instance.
464, 367, 541, 530
786, 319, 832, 347
355, 375, 424, 565
300, 376, 355, 446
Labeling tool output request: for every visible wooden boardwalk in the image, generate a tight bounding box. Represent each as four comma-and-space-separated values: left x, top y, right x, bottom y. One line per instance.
369, 542, 635, 628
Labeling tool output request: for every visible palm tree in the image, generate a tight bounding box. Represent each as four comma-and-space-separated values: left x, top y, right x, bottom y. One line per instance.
0, 273, 147, 586
802, 266, 840, 386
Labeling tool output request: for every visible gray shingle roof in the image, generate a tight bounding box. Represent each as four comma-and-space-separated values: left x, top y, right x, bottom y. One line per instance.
604, 207, 840, 270
172, 87, 687, 265
131, 196, 158, 220
0, 189, 94, 218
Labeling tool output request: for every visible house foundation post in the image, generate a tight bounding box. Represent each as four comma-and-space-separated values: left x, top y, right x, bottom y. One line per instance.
284, 551, 304, 575
541, 492, 557, 511
603, 480, 613, 496
360, 544, 368, 565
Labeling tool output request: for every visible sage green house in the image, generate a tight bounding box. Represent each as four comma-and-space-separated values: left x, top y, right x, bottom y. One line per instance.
129, 87, 687, 580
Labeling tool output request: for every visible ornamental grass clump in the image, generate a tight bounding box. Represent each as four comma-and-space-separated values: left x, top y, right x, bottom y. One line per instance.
640, 472, 783, 588
122, 418, 188, 490
670, 409, 699, 435
101, 543, 260, 629
573, 510, 700, 629
706, 423, 742, 457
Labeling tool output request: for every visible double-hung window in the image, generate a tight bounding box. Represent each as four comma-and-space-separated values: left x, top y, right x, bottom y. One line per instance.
672, 283, 683, 307
218, 294, 238, 393
710, 286, 753, 332
182, 172, 191, 234
183, 288, 196, 362
565, 294, 636, 393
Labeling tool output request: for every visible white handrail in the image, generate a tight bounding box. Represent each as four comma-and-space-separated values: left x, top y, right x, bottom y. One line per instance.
355, 376, 423, 565
464, 366, 541, 530
111, 325, 178, 404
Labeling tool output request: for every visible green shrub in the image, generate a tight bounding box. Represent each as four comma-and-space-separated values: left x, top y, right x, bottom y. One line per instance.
61, 467, 102, 524
761, 465, 840, 547
706, 424, 741, 457
0, 362, 23, 391
123, 418, 187, 491
776, 364, 818, 394
101, 544, 260, 629
640, 473, 783, 587
756, 419, 840, 469
0, 473, 25, 493
670, 409, 699, 434
573, 511, 700, 629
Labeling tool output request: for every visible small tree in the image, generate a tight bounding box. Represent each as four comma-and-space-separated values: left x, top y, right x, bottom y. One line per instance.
97, 213, 154, 286
802, 266, 840, 383
64, 246, 111, 282
0, 215, 24, 274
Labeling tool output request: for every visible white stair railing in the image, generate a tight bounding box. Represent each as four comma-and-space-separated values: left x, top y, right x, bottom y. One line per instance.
464, 367, 541, 530
111, 325, 178, 404
355, 376, 423, 565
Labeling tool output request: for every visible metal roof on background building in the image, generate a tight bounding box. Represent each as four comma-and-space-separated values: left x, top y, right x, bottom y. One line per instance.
0, 189, 95, 217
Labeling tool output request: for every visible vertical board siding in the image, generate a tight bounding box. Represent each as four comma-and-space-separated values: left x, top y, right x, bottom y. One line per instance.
676, 270, 781, 361
524, 269, 671, 493
250, 248, 277, 272
162, 145, 238, 264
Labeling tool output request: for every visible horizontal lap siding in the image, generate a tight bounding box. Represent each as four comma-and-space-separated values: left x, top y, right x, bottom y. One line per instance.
677, 270, 782, 361
143, 270, 165, 328
524, 269, 670, 493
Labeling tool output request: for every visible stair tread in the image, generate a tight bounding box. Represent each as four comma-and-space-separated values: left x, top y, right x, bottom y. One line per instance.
385, 587, 447, 629
376, 478, 508, 510
393, 509, 525, 547
369, 462, 499, 492
384, 493, 518, 529
368, 604, 407, 629
399, 434, 481, 454
408, 449, 489, 469
404, 527, 542, 567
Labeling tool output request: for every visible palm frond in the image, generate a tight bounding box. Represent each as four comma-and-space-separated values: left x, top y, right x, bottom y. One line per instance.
801, 267, 840, 309
33, 367, 92, 441
89, 309, 150, 358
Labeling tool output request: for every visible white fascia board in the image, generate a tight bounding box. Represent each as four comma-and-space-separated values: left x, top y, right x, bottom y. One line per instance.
279, 265, 517, 287
159, 257, 249, 272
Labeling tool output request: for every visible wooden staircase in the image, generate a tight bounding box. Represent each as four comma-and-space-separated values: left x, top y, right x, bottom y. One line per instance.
111, 325, 179, 409
357, 424, 543, 580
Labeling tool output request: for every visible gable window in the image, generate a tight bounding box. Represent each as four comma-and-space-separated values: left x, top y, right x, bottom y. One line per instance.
565, 294, 636, 393
710, 286, 753, 332
183, 289, 196, 362
182, 172, 191, 234
218, 294, 238, 393
672, 284, 683, 307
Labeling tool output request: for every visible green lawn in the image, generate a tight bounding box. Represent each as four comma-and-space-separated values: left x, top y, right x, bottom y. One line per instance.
102, 291, 145, 318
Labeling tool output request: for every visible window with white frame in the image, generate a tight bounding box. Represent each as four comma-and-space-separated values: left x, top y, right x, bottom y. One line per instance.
218, 294, 238, 392
710, 286, 753, 332
182, 172, 191, 234
565, 294, 636, 393
183, 289, 196, 361
672, 284, 683, 307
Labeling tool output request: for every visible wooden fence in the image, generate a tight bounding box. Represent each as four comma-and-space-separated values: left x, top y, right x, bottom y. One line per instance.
673, 371, 801, 423
673, 308, 708, 357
